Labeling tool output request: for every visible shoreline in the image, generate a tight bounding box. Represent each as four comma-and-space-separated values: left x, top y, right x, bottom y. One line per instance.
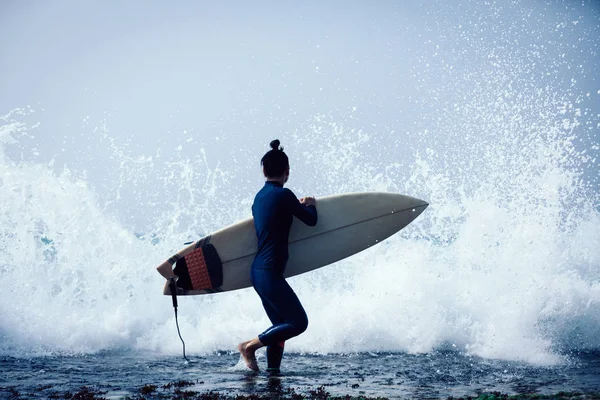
2, 381, 600, 400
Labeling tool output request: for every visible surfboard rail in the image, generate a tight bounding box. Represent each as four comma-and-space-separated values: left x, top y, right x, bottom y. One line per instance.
158, 191, 428, 296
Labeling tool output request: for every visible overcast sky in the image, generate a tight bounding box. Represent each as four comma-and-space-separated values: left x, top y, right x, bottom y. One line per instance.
1, 1, 598, 231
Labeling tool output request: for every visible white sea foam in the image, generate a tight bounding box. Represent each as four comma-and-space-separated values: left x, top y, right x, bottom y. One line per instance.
0, 1, 598, 366
1, 95, 597, 366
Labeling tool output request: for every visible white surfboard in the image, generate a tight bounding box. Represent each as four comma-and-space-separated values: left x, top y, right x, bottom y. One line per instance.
157, 192, 428, 296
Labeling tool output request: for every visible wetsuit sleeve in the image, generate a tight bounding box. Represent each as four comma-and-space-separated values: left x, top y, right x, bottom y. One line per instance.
284, 189, 318, 226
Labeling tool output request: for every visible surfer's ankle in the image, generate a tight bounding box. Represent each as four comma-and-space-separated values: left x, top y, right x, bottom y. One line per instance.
245, 337, 263, 352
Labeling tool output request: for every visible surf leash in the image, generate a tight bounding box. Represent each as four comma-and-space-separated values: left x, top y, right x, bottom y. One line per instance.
169, 277, 189, 362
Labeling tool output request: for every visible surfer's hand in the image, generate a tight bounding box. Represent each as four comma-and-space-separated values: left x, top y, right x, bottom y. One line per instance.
300, 196, 316, 207
156, 259, 176, 280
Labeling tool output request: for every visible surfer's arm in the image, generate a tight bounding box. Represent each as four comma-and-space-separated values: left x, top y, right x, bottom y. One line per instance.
285, 189, 318, 226
155, 241, 197, 280
156, 259, 176, 280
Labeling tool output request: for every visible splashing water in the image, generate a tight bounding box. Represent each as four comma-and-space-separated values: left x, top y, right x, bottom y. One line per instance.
0, 1, 598, 367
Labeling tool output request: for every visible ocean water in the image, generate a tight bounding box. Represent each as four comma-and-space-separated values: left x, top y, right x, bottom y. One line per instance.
1, 0, 599, 398
1, 351, 600, 398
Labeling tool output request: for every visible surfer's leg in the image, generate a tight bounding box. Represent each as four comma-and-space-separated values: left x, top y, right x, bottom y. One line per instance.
266, 341, 285, 373
255, 272, 308, 345
260, 299, 286, 372
237, 267, 284, 371
261, 297, 285, 325
253, 272, 287, 371
248, 267, 307, 371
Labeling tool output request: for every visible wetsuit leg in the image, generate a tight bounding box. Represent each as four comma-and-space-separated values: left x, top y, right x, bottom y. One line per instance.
260, 298, 286, 372
261, 295, 285, 326
266, 342, 285, 373
251, 267, 308, 347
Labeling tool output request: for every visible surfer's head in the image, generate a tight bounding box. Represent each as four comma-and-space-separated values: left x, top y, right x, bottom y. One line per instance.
261, 139, 289, 182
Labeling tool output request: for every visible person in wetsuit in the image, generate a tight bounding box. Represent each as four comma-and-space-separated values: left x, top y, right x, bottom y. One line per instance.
238, 139, 317, 372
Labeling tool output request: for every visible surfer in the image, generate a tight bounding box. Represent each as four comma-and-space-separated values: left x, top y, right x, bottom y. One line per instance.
238, 139, 318, 372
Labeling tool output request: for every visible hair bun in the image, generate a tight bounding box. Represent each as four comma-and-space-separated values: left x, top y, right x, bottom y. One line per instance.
270, 139, 283, 151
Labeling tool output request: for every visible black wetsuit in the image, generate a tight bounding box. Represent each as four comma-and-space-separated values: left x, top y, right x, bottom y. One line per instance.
251, 181, 317, 370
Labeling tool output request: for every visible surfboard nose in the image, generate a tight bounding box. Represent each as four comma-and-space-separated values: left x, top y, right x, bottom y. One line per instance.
412, 199, 429, 217
412, 197, 429, 207
408, 197, 428, 216
417, 199, 429, 209
389, 193, 429, 212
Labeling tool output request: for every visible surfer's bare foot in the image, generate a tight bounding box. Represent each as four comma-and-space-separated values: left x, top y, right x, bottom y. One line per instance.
237, 338, 262, 371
